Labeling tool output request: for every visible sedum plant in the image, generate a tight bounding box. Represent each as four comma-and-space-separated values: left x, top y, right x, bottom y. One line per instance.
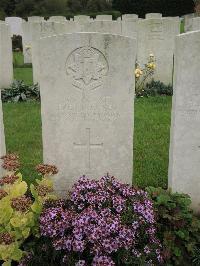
0, 154, 57, 266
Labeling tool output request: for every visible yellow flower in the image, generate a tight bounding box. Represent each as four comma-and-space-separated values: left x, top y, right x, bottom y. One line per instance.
135, 68, 143, 77
147, 63, 156, 70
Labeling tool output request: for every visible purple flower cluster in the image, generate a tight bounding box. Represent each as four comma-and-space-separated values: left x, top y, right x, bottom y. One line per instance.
40, 175, 163, 265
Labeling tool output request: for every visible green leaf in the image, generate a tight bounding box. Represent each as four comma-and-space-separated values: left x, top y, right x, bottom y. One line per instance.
31, 200, 42, 214
9, 181, 28, 197
2, 261, 11, 266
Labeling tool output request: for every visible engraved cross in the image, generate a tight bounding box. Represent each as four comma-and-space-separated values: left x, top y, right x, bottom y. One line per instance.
73, 128, 103, 172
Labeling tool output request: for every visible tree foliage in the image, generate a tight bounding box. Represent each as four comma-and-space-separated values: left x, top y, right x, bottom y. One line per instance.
113, 0, 194, 17
0, 0, 195, 18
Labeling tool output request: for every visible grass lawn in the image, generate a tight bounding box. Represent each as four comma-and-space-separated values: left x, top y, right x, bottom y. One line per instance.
13, 52, 33, 85
2, 96, 172, 188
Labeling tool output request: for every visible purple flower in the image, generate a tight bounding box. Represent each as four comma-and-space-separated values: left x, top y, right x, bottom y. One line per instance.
39, 175, 163, 265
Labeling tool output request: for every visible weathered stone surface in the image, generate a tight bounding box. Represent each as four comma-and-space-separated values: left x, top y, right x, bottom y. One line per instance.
122, 14, 138, 20
39, 33, 136, 194
96, 15, 112, 21
31, 22, 68, 83
145, 13, 162, 19
74, 15, 91, 22
82, 21, 121, 35
192, 17, 200, 31
5, 17, 24, 36
22, 22, 32, 63
48, 16, 67, 22
0, 96, 6, 177
168, 31, 200, 212
137, 18, 180, 85
121, 19, 138, 39
0, 23, 13, 89
182, 13, 196, 32
28, 16, 44, 22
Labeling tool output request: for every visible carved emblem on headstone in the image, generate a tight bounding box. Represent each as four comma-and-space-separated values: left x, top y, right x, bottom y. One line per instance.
66, 46, 109, 99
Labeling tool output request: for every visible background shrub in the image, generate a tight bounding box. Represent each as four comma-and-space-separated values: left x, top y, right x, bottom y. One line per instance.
136, 80, 173, 97
1, 80, 40, 103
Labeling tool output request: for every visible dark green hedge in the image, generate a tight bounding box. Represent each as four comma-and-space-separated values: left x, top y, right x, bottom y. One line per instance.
112, 0, 194, 18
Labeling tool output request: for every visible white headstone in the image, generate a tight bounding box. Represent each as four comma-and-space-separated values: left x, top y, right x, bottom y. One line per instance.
5, 17, 24, 36
0, 23, 13, 89
121, 19, 138, 39
145, 13, 162, 19
192, 17, 200, 31
74, 15, 90, 22
183, 13, 196, 32
137, 18, 180, 85
82, 21, 121, 35
39, 32, 136, 194
28, 16, 44, 22
22, 22, 32, 64
96, 15, 112, 21
0, 96, 5, 177
48, 16, 66, 22
168, 31, 200, 212
122, 14, 138, 20
31, 22, 69, 84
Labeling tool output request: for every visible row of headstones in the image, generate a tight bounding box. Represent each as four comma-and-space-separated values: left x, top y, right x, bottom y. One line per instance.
182, 13, 200, 32
7, 14, 181, 86
4, 13, 172, 36
1, 21, 200, 212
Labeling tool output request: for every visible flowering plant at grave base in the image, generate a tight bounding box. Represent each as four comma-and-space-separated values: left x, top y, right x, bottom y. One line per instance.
30, 175, 164, 266
0, 154, 57, 266
135, 54, 156, 97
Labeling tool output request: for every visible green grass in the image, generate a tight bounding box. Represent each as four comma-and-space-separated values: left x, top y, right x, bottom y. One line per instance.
13, 52, 33, 85
3, 102, 42, 185
14, 68, 33, 85
134, 96, 171, 189
2, 96, 172, 188
13, 52, 24, 66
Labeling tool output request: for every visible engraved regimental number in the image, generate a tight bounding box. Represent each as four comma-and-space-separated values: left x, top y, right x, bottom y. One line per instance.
66, 46, 109, 100
73, 128, 103, 173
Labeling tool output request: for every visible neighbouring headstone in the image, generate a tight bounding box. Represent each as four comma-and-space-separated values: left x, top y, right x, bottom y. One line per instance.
121, 19, 138, 39
192, 17, 200, 31
96, 15, 112, 21
122, 14, 138, 20
82, 21, 121, 35
137, 18, 180, 85
74, 15, 91, 22
22, 22, 32, 64
5, 17, 24, 36
0, 95, 6, 177
145, 13, 162, 19
183, 13, 196, 32
28, 16, 44, 22
31, 22, 69, 84
39, 32, 136, 194
0, 23, 13, 89
48, 16, 66, 22
168, 30, 200, 212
